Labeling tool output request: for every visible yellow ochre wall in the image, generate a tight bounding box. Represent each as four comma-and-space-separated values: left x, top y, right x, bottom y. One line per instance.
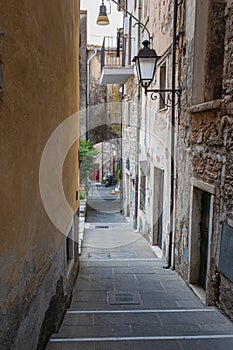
0, 0, 80, 348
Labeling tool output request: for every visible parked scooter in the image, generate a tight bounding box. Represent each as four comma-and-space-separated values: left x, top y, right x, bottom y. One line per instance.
105, 174, 114, 187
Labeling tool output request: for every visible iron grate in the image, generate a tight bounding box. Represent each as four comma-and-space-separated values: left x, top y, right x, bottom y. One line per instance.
95, 226, 109, 229
108, 291, 141, 305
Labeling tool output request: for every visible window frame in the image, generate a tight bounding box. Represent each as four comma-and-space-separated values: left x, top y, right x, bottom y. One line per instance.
140, 173, 146, 211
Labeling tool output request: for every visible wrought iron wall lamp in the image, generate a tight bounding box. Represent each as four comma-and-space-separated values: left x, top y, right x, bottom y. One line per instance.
96, 0, 181, 109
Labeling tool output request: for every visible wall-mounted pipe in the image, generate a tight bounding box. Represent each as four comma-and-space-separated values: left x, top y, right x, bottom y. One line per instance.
87, 49, 98, 107
86, 48, 100, 140
166, 0, 179, 269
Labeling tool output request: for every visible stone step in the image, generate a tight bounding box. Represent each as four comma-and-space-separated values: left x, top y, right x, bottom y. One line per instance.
48, 337, 233, 350
84, 223, 132, 230
50, 309, 233, 339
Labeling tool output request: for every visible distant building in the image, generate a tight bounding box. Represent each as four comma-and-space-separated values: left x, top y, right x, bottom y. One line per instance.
79, 23, 122, 182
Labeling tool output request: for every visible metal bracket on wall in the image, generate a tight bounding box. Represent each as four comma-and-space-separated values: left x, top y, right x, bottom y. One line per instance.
145, 87, 182, 108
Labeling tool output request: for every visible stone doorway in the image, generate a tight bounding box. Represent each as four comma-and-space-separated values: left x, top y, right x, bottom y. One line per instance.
189, 179, 215, 303
199, 191, 211, 289
153, 167, 164, 249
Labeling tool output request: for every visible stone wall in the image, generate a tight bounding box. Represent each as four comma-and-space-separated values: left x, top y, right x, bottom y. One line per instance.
0, 0, 80, 348
175, 0, 233, 316
218, 0, 233, 320
205, 1, 226, 102
88, 47, 107, 106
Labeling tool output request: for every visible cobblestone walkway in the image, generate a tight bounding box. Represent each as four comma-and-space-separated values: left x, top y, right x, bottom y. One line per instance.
47, 187, 233, 349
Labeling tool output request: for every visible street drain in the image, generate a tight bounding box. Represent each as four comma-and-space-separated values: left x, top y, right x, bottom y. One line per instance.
108, 291, 141, 305
95, 226, 109, 229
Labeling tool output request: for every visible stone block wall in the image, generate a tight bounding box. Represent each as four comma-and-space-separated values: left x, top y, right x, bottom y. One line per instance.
175, 0, 233, 317
218, 0, 233, 320
205, 1, 226, 101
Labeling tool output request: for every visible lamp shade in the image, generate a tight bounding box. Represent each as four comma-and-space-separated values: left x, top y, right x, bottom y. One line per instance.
96, 3, 110, 25
132, 40, 157, 88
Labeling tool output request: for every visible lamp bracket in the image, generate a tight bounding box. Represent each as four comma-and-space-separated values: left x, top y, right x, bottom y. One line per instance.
109, 0, 151, 41
132, 22, 153, 41
145, 88, 182, 108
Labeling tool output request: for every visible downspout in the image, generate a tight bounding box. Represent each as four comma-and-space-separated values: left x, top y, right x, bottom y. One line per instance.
87, 49, 98, 106
86, 48, 98, 140
166, 0, 178, 269
120, 84, 124, 214
133, 0, 142, 230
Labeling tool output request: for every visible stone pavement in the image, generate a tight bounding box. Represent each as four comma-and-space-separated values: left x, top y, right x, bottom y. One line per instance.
47, 187, 233, 349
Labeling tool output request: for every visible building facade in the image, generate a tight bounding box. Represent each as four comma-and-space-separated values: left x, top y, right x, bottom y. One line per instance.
82, 42, 122, 183
0, 1, 80, 348
121, 0, 175, 260
175, 0, 233, 317
94, 0, 233, 320
137, 0, 175, 261
111, 0, 233, 319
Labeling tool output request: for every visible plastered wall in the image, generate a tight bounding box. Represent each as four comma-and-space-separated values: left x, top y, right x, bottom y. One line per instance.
0, 0, 80, 347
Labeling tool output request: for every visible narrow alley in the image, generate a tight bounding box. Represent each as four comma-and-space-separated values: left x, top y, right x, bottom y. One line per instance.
47, 185, 233, 350
1, 1, 233, 349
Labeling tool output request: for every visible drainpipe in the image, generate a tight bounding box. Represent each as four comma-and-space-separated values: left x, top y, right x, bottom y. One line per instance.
120, 84, 124, 214
166, 0, 178, 269
133, 0, 142, 230
86, 48, 98, 140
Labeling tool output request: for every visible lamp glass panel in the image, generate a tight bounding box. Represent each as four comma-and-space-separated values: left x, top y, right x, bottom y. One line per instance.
138, 57, 156, 85
135, 59, 141, 83
96, 15, 110, 25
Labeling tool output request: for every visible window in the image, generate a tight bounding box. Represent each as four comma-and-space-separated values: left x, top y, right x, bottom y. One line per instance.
66, 227, 74, 264
205, 1, 226, 101
189, 178, 215, 301
140, 174, 146, 211
192, 0, 226, 104
159, 61, 167, 110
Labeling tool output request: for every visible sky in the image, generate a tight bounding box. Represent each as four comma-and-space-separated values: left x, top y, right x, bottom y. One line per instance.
80, 0, 123, 46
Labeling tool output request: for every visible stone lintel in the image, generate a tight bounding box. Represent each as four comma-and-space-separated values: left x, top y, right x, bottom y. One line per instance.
187, 99, 222, 114
191, 178, 216, 195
